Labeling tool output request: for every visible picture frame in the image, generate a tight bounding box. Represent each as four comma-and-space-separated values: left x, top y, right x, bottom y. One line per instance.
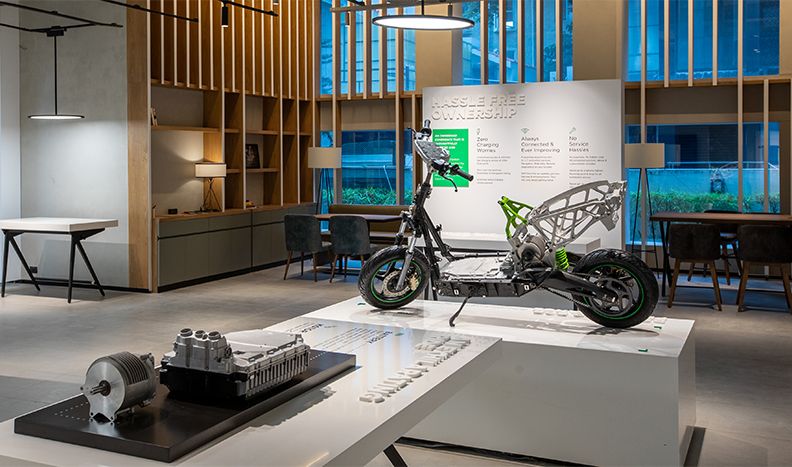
245, 143, 260, 169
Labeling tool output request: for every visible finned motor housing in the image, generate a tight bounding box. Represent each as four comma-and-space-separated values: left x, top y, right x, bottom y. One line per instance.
81, 352, 157, 422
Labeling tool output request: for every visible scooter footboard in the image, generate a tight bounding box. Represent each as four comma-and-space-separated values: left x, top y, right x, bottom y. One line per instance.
436, 280, 532, 298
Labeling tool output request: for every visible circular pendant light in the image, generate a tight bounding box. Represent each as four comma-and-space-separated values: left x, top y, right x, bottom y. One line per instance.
28, 32, 84, 120
28, 114, 84, 120
372, 0, 474, 31
372, 14, 473, 30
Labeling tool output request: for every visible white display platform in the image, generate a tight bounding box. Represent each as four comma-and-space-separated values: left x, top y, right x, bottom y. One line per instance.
417, 232, 600, 254
305, 298, 696, 466
0, 318, 500, 466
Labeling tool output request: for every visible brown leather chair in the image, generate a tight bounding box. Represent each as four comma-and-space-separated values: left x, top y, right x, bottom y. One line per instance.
735, 225, 792, 313
668, 223, 723, 310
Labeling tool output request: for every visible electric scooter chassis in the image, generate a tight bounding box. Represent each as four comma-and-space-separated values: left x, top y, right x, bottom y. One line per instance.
359, 122, 658, 329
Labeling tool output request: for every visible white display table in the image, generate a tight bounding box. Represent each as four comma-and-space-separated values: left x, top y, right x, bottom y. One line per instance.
0, 217, 119, 302
0, 318, 501, 466
306, 298, 696, 466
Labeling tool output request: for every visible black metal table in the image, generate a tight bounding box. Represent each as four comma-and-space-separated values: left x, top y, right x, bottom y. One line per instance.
0, 218, 118, 303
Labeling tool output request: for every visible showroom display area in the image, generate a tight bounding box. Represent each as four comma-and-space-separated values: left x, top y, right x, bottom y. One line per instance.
306, 297, 696, 466
0, 318, 501, 466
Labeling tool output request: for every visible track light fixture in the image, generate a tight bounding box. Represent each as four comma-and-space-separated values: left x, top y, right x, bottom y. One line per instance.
219, 0, 277, 28
372, 0, 474, 31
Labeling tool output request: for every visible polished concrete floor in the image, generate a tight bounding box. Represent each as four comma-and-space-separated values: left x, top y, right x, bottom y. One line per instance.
0, 266, 790, 466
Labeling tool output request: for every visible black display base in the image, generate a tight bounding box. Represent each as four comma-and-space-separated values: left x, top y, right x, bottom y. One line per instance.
14, 351, 356, 463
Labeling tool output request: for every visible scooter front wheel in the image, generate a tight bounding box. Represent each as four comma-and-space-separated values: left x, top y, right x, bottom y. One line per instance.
359, 246, 430, 309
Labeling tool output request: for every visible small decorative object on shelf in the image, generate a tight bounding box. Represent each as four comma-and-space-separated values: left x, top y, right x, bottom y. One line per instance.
245, 143, 260, 169
150, 107, 158, 126
245, 199, 256, 208
167, 208, 178, 215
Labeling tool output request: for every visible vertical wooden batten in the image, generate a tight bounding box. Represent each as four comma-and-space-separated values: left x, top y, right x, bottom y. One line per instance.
128, 1, 151, 290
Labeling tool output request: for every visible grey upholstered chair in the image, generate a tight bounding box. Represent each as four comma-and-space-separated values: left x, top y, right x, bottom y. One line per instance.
736, 225, 792, 313
668, 223, 723, 310
329, 215, 372, 282
284, 215, 331, 282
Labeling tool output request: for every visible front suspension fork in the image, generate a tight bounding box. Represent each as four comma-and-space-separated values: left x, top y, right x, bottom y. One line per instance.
396, 235, 418, 290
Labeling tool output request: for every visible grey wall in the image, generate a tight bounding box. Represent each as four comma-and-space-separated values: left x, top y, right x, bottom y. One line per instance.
19, 1, 129, 286
0, 6, 21, 281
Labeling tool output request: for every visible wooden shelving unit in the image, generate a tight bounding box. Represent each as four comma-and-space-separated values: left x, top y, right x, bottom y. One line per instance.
148, 0, 315, 212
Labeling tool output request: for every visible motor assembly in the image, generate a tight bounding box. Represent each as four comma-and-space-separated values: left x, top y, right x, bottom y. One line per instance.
81, 352, 157, 422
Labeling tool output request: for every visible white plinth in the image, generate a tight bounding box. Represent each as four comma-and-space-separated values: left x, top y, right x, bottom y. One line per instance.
0, 318, 500, 467
306, 298, 696, 467
416, 232, 601, 255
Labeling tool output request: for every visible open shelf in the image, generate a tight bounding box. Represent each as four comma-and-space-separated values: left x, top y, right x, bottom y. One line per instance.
152, 125, 220, 133
247, 168, 279, 174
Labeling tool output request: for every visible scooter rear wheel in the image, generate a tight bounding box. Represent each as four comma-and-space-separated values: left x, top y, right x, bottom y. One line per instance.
359, 246, 430, 309
571, 248, 658, 328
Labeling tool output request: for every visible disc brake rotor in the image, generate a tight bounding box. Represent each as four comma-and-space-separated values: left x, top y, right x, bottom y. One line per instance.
588, 268, 637, 314
380, 268, 419, 299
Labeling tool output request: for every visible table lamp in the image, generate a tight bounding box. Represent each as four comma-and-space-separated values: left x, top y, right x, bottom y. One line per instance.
195, 162, 227, 212
307, 148, 342, 214
624, 143, 665, 261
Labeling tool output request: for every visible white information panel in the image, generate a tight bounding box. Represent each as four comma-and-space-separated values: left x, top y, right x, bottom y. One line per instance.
422, 79, 623, 248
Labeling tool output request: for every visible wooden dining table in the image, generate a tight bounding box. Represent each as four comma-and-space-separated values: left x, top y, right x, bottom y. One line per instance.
650, 211, 792, 296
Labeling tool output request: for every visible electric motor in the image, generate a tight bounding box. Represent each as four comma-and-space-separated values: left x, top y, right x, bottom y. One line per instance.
81, 352, 157, 422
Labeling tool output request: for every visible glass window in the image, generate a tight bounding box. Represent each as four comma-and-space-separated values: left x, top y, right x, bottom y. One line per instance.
646, 0, 664, 81
743, 122, 780, 212
403, 130, 414, 204
625, 122, 781, 244
626, 0, 641, 81
669, 0, 688, 81
386, 10, 396, 92
319, 0, 333, 95
560, 0, 573, 80
355, 11, 365, 94
542, 0, 556, 81
339, 8, 349, 94
404, 7, 416, 91
744, 0, 779, 76
504, 0, 519, 83
693, 0, 713, 79
372, 14, 381, 93
462, 2, 482, 85
717, 0, 738, 78
524, 0, 538, 82
488, 0, 501, 84
341, 130, 398, 205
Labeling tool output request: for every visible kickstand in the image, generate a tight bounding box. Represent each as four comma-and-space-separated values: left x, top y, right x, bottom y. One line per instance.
449, 295, 471, 327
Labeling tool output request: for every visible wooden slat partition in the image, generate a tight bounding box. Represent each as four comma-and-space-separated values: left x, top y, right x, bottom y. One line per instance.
143, 0, 314, 289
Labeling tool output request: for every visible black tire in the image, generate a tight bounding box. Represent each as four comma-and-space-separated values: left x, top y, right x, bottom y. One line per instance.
359, 246, 431, 309
571, 248, 658, 328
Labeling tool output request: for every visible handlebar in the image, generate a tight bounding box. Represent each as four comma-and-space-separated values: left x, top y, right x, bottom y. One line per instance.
450, 164, 474, 182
